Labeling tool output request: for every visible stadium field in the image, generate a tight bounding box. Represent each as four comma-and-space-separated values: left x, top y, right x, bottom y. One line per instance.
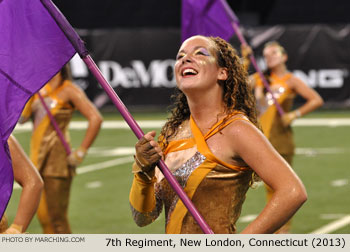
6, 111, 350, 234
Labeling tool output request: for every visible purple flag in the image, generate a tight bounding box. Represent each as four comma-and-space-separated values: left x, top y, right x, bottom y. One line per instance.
0, 0, 76, 218
181, 0, 239, 42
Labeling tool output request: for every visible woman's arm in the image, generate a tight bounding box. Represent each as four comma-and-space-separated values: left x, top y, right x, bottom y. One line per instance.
282, 76, 324, 126
4, 135, 44, 233
228, 121, 307, 234
65, 84, 103, 166
129, 131, 163, 226
240, 44, 253, 72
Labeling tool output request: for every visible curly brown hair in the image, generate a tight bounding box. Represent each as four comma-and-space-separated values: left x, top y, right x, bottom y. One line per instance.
159, 36, 258, 149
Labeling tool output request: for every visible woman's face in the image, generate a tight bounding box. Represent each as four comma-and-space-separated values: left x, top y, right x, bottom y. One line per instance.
263, 45, 287, 69
174, 36, 226, 93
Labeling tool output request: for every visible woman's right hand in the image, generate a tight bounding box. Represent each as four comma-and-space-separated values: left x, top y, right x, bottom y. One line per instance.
241, 44, 253, 58
134, 131, 163, 174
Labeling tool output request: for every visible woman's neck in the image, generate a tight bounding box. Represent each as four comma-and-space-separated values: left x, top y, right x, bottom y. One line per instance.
270, 64, 288, 77
186, 89, 225, 134
48, 80, 62, 90
47, 73, 63, 91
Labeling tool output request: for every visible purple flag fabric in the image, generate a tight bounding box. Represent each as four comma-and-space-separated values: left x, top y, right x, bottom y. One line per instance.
40, 0, 88, 58
181, 0, 239, 42
0, 0, 76, 218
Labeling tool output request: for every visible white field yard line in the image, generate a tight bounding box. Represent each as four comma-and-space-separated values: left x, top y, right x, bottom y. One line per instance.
77, 156, 134, 174
13, 156, 134, 190
13, 118, 350, 132
293, 118, 350, 127
14, 120, 165, 131
87, 146, 350, 158
310, 215, 350, 234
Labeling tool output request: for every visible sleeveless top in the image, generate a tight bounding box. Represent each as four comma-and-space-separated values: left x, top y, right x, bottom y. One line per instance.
129, 112, 254, 233
22, 80, 75, 177
253, 72, 296, 155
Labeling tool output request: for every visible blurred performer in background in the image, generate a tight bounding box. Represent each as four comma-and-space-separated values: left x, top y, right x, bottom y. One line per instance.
0, 135, 43, 234
20, 64, 103, 233
241, 41, 323, 233
128, 35, 307, 234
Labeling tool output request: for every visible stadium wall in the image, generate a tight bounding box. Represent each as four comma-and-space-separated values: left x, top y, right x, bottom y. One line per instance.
70, 25, 350, 110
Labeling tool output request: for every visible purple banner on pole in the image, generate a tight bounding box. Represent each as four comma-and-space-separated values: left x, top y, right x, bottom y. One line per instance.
181, 0, 238, 42
0, 0, 76, 218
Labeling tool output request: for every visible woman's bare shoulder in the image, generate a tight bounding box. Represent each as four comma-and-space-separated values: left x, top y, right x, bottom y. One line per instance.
224, 116, 262, 144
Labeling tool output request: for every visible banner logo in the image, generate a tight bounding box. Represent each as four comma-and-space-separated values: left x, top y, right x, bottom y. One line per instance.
293, 69, 349, 88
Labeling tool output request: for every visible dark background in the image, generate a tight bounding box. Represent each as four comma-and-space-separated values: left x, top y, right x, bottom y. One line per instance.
53, 0, 350, 29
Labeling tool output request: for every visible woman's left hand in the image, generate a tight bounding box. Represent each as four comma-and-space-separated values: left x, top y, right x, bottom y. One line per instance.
67, 147, 87, 167
281, 111, 297, 127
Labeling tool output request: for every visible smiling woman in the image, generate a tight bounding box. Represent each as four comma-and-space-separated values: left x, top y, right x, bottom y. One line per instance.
128, 35, 307, 234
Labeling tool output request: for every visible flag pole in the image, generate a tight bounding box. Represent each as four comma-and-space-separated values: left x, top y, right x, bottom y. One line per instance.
37, 92, 71, 155
231, 22, 284, 116
40, 0, 214, 234
219, 0, 284, 116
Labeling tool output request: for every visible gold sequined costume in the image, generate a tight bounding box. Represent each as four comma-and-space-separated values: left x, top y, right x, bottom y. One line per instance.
129, 113, 254, 233
22, 80, 74, 233
253, 72, 296, 233
253, 72, 296, 156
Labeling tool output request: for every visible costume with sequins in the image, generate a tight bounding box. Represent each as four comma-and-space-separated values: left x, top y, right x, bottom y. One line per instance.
129, 112, 254, 234
253, 72, 296, 156
253, 72, 296, 233
21, 80, 75, 233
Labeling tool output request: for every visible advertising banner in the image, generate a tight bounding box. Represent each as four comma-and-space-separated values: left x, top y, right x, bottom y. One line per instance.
71, 25, 350, 110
